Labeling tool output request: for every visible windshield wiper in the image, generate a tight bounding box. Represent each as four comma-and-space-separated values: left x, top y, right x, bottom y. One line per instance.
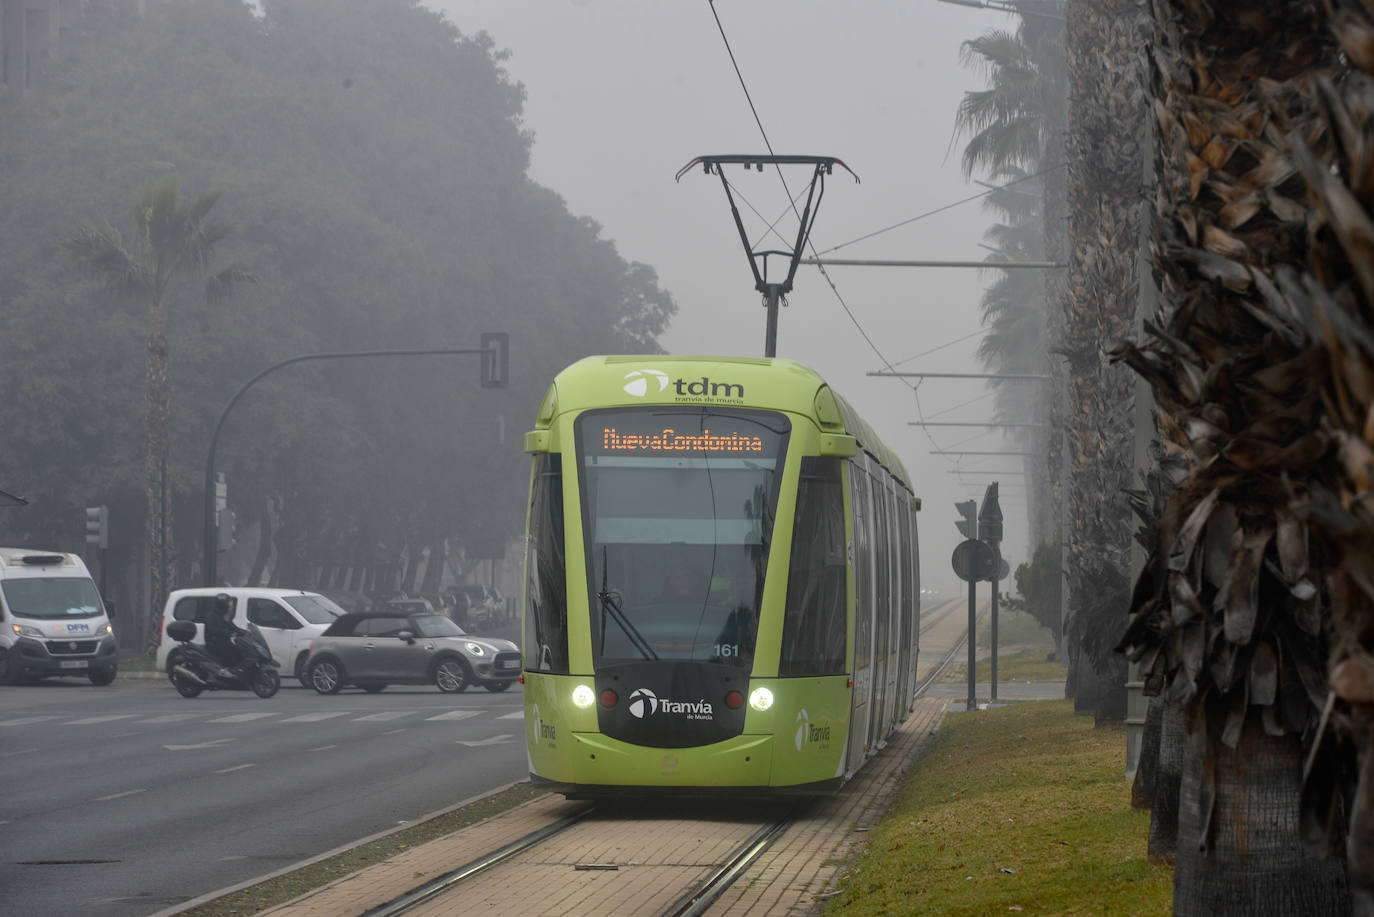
597, 546, 657, 660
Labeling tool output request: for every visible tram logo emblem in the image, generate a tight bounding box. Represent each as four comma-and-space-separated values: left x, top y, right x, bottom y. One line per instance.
622, 369, 670, 397
795, 708, 831, 750
532, 703, 555, 743
628, 687, 660, 718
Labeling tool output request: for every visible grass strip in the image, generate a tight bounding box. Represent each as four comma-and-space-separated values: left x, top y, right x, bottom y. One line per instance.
825, 700, 1172, 916
177, 781, 547, 917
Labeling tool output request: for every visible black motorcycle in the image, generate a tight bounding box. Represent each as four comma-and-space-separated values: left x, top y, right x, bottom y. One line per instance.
165, 620, 281, 698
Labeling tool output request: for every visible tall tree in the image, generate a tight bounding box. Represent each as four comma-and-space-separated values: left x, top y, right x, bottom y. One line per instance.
1113, 0, 1355, 909
67, 177, 252, 644
1060, 0, 1148, 722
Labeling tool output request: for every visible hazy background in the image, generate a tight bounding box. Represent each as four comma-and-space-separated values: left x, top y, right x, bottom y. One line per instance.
433, 0, 1029, 594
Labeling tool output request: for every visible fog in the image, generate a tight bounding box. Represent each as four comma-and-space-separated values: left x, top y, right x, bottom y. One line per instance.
432, 0, 1032, 595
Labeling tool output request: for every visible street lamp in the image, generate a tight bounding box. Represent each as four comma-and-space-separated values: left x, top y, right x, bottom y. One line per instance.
201, 339, 508, 586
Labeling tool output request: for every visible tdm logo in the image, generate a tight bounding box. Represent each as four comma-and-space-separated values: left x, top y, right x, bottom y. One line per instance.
673, 377, 743, 398
621, 369, 744, 400
623, 369, 670, 397
628, 688, 660, 718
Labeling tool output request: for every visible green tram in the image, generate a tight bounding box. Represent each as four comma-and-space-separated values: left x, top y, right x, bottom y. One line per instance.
520, 356, 921, 796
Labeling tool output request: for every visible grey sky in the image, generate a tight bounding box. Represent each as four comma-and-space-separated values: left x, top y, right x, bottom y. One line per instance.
431, 0, 1030, 592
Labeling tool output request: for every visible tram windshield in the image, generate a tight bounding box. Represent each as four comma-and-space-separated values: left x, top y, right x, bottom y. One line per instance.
576, 406, 790, 668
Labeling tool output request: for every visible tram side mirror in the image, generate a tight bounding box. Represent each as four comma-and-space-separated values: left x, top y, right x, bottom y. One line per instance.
818, 434, 857, 457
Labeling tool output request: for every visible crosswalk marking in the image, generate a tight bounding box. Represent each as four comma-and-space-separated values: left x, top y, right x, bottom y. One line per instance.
281, 711, 353, 723
354, 711, 414, 722
426, 710, 483, 722
207, 712, 277, 723
497, 711, 525, 720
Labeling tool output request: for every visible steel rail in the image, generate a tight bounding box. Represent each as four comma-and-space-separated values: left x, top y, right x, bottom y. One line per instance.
659, 810, 799, 917
359, 806, 595, 917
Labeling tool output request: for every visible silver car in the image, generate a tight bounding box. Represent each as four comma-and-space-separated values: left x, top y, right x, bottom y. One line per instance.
304, 612, 521, 694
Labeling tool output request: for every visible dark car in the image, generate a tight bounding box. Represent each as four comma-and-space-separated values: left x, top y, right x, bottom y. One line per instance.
304, 611, 520, 695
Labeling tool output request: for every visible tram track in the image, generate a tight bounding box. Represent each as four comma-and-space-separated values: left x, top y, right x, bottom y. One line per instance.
356, 799, 802, 917
324, 602, 971, 917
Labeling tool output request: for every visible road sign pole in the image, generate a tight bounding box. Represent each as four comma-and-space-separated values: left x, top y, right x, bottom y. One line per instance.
967, 574, 977, 711
990, 543, 999, 702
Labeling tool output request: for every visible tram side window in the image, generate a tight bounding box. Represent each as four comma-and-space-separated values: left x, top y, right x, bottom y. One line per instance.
525, 454, 570, 674
781, 457, 847, 676
850, 459, 874, 673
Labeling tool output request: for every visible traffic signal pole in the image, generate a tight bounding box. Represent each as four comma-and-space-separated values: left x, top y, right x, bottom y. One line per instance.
201, 339, 508, 586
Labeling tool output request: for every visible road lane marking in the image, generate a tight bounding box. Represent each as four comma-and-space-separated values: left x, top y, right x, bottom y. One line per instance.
0, 748, 37, 758
0, 716, 60, 726
96, 789, 146, 801
497, 711, 525, 719
66, 715, 141, 725
164, 738, 233, 751
281, 711, 352, 723
426, 710, 482, 721
456, 734, 516, 747
216, 764, 256, 773
309, 745, 338, 751
136, 713, 202, 723
354, 711, 414, 722
207, 713, 277, 723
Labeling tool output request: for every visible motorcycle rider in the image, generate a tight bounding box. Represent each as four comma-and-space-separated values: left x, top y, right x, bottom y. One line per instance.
203, 593, 244, 679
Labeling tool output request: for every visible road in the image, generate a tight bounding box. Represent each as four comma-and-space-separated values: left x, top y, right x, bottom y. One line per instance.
0, 676, 528, 917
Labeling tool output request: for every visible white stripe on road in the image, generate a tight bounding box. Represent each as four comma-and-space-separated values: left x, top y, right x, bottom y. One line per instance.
426, 710, 483, 721
96, 788, 146, 801
354, 711, 414, 722
207, 713, 277, 723
497, 711, 525, 720
65, 715, 140, 725
0, 716, 60, 727
456, 734, 516, 747
309, 745, 338, 751
216, 764, 256, 774
135, 713, 202, 724
281, 711, 352, 723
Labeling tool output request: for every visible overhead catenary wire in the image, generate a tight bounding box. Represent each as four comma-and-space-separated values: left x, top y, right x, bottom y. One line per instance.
706, 0, 986, 460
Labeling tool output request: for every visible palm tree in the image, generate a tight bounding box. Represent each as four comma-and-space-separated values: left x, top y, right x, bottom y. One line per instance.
1112, 0, 1357, 909
68, 177, 252, 646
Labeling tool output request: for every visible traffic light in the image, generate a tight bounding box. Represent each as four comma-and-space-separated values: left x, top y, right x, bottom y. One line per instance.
85, 505, 108, 549
214, 473, 228, 513
978, 483, 1003, 543
481, 332, 509, 388
954, 500, 978, 539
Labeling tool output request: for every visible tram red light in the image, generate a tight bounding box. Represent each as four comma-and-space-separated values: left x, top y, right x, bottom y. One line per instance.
725, 690, 744, 709
599, 688, 619, 707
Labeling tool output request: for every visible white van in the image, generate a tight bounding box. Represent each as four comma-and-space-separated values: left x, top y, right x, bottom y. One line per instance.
156, 587, 345, 682
0, 549, 117, 685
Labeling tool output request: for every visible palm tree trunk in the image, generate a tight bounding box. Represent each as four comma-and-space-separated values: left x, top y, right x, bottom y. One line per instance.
1063, 0, 1147, 724
1174, 700, 1349, 914
144, 295, 172, 646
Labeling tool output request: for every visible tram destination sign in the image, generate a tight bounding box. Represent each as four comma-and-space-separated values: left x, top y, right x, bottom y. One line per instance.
583, 409, 787, 458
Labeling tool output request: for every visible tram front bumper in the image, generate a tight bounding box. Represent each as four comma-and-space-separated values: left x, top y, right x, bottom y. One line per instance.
561, 732, 774, 791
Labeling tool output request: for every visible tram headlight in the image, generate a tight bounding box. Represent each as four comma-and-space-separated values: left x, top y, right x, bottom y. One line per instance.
572, 684, 596, 708
748, 687, 774, 712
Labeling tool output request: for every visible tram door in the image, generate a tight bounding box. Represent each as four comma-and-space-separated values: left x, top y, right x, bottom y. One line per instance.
845, 459, 876, 774
868, 474, 892, 751
894, 496, 916, 716
879, 481, 902, 741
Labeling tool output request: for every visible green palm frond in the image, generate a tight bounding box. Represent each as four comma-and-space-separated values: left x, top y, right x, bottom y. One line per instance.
65, 220, 152, 299
205, 261, 256, 304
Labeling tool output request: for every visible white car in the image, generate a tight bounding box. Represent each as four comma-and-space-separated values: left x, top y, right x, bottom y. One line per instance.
156, 587, 345, 682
